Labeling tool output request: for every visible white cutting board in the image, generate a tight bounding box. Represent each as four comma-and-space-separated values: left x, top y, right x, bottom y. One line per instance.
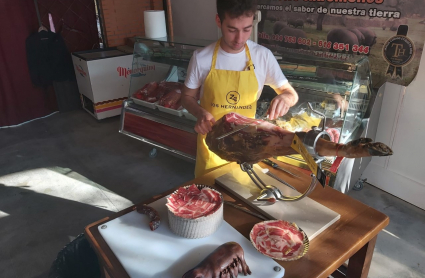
98, 196, 284, 278
215, 165, 340, 240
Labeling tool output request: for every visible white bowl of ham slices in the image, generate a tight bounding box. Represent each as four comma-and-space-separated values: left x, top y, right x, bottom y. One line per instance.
250, 220, 309, 261
166, 184, 223, 239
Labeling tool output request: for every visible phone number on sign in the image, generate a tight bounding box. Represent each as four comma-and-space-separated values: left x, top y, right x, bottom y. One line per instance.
260, 32, 370, 54
263, 33, 315, 46
317, 40, 370, 54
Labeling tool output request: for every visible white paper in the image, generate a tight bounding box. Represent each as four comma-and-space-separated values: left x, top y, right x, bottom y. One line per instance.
144, 10, 167, 38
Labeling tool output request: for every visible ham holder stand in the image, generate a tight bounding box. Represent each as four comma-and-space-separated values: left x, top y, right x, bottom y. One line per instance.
240, 163, 318, 202
239, 102, 331, 202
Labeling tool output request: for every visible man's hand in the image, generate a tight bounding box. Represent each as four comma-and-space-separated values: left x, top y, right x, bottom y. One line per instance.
181, 85, 215, 135
333, 94, 348, 112
195, 110, 215, 135
268, 93, 293, 120
268, 83, 299, 120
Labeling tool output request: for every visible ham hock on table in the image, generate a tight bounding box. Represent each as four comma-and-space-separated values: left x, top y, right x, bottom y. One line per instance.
205, 113, 393, 165
182, 242, 251, 278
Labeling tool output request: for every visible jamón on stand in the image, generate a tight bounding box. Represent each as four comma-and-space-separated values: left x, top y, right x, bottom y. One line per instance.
206, 113, 393, 165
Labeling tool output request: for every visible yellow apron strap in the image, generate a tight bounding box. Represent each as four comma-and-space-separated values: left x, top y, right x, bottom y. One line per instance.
244, 44, 255, 71
212, 40, 254, 71
211, 40, 221, 70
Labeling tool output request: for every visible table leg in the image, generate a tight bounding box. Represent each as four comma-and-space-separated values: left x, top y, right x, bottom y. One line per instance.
101, 266, 112, 278
346, 235, 378, 278
330, 264, 347, 278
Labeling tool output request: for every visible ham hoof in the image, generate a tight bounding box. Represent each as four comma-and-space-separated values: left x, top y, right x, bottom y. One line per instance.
182, 242, 251, 278
346, 138, 393, 156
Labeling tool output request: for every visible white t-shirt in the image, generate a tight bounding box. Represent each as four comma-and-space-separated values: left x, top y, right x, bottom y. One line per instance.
184, 40, 288, 100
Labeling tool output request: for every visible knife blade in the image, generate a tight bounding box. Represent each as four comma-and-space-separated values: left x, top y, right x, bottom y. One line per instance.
216, 124, 250, 140
224, 201, 269, 221
261, 169, 297, 191
262, 158, 300, 178
216, 112, 269, 140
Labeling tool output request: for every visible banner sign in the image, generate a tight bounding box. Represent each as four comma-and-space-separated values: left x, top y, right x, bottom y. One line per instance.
257, 0, 425, 87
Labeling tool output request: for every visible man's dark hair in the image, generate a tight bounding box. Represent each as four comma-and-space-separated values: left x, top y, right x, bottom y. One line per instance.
217, 0, 257, 22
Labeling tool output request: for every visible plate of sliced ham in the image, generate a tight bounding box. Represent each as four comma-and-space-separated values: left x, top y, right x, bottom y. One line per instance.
166, 184, 224, 239
250, 220, 309, 261
166, 184, 222, 219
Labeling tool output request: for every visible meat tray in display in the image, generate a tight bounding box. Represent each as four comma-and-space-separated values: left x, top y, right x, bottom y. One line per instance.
156, 81, 182, 101
132, 81, 184, 106
166, 184, 224, 239
132, 82, 159, 103
250, 220, 309, 261
157, 89, 183, 110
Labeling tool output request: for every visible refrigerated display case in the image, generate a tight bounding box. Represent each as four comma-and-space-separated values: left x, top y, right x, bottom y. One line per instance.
119, 36, 214, 161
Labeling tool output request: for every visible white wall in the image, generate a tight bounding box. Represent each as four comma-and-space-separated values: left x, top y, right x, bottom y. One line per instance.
362, 46, 425, 210
171, 0, 218, 41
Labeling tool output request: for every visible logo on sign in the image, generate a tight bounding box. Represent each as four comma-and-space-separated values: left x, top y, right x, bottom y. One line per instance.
226, 91, 240, 105
117, 64, 155, 78
383, 25, 415, 79
392, 43, 406, 58
76, 65, 87, 77
383, 37, 414, 66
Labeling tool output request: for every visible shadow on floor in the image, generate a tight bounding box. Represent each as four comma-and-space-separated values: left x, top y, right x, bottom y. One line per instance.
0, 183, 111, 278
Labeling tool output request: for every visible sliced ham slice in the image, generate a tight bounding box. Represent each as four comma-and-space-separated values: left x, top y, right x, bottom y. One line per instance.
250, 220, 306, 260
166, 185, 222, 219
133, 81, 183, 103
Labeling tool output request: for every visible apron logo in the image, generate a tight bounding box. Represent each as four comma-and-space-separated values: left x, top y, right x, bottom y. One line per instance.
226, 91, 240, 105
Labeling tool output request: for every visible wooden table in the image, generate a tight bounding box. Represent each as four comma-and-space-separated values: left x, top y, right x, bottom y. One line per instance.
85, 160, 389, 278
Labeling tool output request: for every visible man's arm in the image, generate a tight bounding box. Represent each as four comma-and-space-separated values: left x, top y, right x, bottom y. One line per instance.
263, 50, 299, 120
268, 82, 299, 120
182, 86, 215, 135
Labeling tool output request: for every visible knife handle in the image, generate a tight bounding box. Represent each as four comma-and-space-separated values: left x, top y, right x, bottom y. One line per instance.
263, 158, 278, 168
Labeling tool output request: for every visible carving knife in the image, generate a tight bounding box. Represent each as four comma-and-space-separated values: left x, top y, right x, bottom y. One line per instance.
261, 168, 297, 191
216, 113, 268, 140
262, 158, 300, 178
216, 124, 250, 140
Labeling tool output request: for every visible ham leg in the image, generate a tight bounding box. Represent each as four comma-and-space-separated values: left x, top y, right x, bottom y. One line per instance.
205, 113, 392, 164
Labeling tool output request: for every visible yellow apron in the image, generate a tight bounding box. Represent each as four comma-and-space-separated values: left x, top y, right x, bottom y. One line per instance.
195, 40, 259, 177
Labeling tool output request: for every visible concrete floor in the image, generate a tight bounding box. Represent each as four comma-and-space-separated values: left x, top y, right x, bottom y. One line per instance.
0, 110, 424, 278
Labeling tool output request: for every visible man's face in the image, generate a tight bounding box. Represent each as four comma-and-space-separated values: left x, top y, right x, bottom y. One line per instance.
216, 12, 254, 53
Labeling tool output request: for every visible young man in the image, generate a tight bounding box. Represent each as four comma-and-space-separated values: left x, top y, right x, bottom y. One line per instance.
182, 0, 299, 177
